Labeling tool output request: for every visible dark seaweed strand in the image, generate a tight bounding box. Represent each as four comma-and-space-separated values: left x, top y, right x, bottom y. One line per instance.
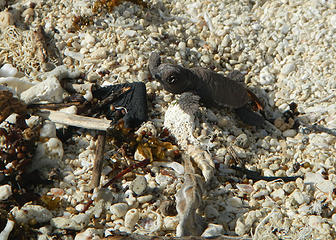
231, 166, 303, 182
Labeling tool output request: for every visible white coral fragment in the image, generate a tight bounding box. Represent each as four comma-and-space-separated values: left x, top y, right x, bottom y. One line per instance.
186, 145, 214, 183
0, 219, 14, 240
20, 65, 80, 104
164, 92, 200, 147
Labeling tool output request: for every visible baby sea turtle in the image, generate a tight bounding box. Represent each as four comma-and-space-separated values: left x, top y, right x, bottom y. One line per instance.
148, 52, 264, 127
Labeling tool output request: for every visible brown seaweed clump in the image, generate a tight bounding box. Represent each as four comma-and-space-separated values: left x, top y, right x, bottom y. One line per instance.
0, 118, 39, 186
92, 0, 147, 15
0, 91, 40, 189
0, 90, 27, 123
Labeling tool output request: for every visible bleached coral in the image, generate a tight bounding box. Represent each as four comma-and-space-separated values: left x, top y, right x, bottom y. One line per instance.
164, 92, 200, 148
164, 92, 214, 182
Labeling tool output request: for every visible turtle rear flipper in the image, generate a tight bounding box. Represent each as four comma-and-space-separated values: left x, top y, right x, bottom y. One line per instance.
235, 105, 265, 127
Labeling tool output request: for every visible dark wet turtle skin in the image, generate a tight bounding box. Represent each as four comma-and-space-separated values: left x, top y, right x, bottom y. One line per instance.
149, 52, 264, 127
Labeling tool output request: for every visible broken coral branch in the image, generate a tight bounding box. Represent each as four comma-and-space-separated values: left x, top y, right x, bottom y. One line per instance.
175, 155, 206, 237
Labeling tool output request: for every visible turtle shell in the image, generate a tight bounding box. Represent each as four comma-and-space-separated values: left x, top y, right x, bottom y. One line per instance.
191, 67, 249, 109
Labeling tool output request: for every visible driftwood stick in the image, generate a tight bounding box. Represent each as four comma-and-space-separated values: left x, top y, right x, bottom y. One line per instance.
90, 132, 106, 188
35, 109, 112, 131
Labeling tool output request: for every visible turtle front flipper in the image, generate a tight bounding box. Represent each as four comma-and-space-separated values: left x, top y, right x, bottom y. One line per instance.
149, 52, 162, 79
235, 105, 265, 127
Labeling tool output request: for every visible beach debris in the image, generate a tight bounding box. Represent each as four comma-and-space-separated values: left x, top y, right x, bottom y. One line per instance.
175, 155, 206, 237
35, 109, 112, 131
69, 15, 94, 33
131, 175, 147, 195
300, 123, 336, 137
69, 0, 147, 32
0, 63, 17, 77
201, 223, 224, 238
228, 146, 302, 182
273, 102, 300, 131
0, 184, 12, 200
103, 159, 150, 188
164, 93, 200, 147
92, 82, 148, 128
32, 25, 48, 64
149, 52, 265, 127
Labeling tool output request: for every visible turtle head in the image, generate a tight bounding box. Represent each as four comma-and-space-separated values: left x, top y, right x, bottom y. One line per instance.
156, 64, 193, 94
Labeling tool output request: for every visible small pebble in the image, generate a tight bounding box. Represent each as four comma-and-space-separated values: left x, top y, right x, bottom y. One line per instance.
283, 129, 297, 137
201, 223, 224, 238
0, 184, 12, 200
110, 203, 128, 218
281, 63, 296, 76
235, 133, 249, 148
137, 194, 153, 204
204, 205, 219, 218
163, 216, 179, 230
131, 175, 147, 195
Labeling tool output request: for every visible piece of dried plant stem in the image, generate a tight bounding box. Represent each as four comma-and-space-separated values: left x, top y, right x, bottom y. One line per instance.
90, 132, 106, 188
36, 109, 111, 131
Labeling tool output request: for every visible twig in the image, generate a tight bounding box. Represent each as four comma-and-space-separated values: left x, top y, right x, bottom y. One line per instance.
301, 123, 336, 137
35, 109, 112, 131
90, 132, 106, 188
231, 166, 302, 182
228, 146, 302, 182
252, 209, 276, 240
103, 159, 150, 188
28, 102, 83, 110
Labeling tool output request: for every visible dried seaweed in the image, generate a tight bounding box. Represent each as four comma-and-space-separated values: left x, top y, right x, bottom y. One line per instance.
0, 117, 39, 186
103, 122, 177, 188
69, 15, 94, 33
40, 194, 62, 211
0, 90, 27, 123
92, 0, 147, 15
70, 0, 147, 32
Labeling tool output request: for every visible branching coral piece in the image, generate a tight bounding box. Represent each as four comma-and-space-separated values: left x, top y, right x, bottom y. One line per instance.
175, 155, 206, 237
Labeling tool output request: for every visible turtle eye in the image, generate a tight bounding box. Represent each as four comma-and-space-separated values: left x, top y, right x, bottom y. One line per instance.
166, 75, 176, 84
154, 73, 161, 80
